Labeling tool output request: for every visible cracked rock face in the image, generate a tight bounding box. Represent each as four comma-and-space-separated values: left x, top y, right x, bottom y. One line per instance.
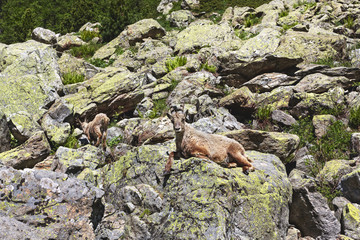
0, 167, 104, 240
100, 145, 292, 240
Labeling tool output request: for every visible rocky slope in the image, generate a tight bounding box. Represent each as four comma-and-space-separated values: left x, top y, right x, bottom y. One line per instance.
1, 0, 360, 239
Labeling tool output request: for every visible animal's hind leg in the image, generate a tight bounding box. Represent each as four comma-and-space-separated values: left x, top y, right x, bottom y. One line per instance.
94, 126, 102, 147
230, 151, 255, 174
164, 152, 175, 175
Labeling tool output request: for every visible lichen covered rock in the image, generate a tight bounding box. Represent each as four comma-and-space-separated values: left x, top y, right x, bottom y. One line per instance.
100, 144, 292, 239
93, 19, 166, 60
174, 21, 240, 54
0, 41, 63, 141
52, 145, 106, 175
0, 110, 11, 153
341, 203, 360, 240
0, 131, 51, 169
340, 169, 360, 204
63, 68, 144, 118
223, 129, 300, 162
0, 166, 104, 239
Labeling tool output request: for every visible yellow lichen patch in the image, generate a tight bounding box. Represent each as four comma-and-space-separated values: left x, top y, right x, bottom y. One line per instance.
344, 203, 360, 224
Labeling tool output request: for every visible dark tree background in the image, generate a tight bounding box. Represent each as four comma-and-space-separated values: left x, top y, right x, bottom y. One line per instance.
0, 0, 270, 44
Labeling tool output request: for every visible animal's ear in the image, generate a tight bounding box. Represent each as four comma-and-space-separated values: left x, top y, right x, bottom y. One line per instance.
167, 111, 173, 120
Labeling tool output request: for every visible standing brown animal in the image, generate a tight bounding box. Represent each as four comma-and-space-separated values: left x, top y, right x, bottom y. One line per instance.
80, 113, 110, 150
164, 106, 255, 175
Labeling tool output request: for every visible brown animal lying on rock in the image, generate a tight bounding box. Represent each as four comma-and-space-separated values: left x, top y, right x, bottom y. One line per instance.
80, 113, 110, 150
164, 106, 255, 175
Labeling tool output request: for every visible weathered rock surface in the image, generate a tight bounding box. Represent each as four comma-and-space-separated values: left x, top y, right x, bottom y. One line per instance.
31, 27, 57, 44
63, 68, 144, 118
312, 114, 336, 138
174, 21, 240, 54
341, 203, 360, 240
294, 73, 352, 94
52, 145, 106, 175
168, 10, 194, 27
340, 169, 360, 204
93, 19, 166, 60
223, 129, 300, 161
0, 40, 63, 142
0, 167, 104, 239
271, 110, 297, 127
58, 53, 100, 81
100, 145, 292, 239
56, 34, 86, 51
243, 72, 299, 93
289, 169, 341, 240
117, 117, 174, 146
219, 54, 302, 87
0, 110, 11, 153
275, 31, 347, 63
40, 99, 74, 145
0, 131, 51, 169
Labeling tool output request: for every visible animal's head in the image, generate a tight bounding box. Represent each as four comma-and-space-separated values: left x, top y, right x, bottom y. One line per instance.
78, 118, 89, 131
167, 105, 186, 134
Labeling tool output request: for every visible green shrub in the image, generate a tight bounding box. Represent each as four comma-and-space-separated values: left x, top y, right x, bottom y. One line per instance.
293, 1, 316, 11
244, 13, 262, 28
279, 9, 289, 18
344, 15, 355, 29
287, 116, 315, 148
148, 99, 168, 119
69, 43, 103, 59
313, 56, 352, 68
235, 30, 258, 40
62, 72, 85, 85
281, 22, 298, 33
107, 135, 123, 148
169, 78, 180, 91
165, 56, 187, 73
89, 58, 114, 68
255, 105, 273, 121
200, 63, 217, 73
10, 133, 20, 148
316, 180, 342, 207
64, 134, 79, 149
313, 121, 351, 162
318, 104, 345, 117
114, 46, 125, 55
195, 0, 271, 13
349, 106, 360, 130
80, 30, 100, 42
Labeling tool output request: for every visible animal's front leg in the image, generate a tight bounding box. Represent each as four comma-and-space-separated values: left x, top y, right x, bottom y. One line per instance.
164, 151, 175, 175
102, 130, 108, 150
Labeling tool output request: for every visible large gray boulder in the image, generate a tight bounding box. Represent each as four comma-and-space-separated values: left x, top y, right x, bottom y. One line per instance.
63, 68, 144, 119
174, 21, 241, 55
0, 167, 104, 239
0, 110, 11, 153
0, 131, 51, 169
294, 73, 352, 94
218, 54, 302, 87
117, 117, 174, 146
340, 169, 360, 204
31, 27, 57, 44
0, 40, 63, 142
289, 169, 341, 240
93, 19, 166, 60
223, 129, 300, 162
52, 145, 106, 175
40, 99, 74, 145
99, 145, 292, 239
341, 203, 360, 240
